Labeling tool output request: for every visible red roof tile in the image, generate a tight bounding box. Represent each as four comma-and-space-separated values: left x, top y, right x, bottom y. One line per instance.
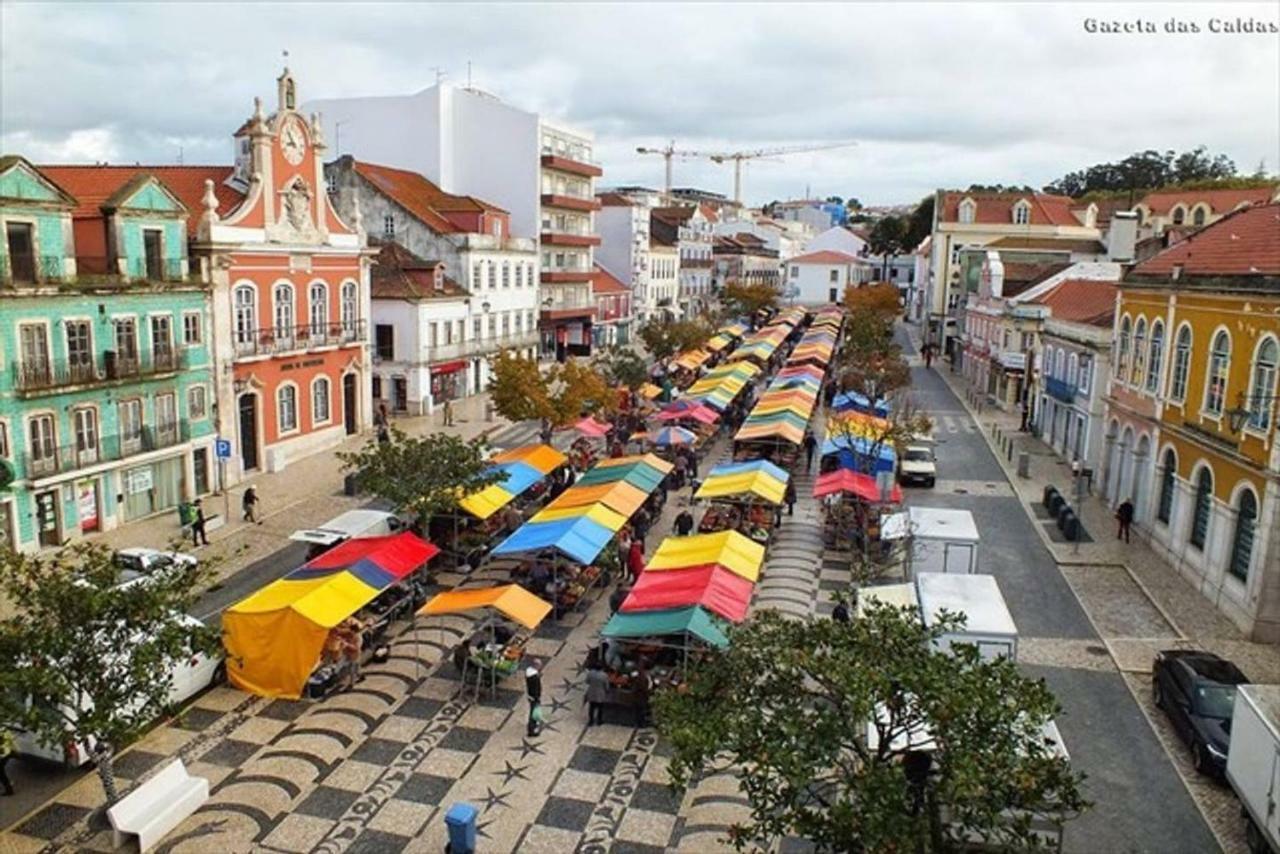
788, 250, 862, 265
1128, 203, 1280, 279
353, 161, 505, 234
591, 264, 629, 295
597, 192, 636, 207
1138, 187, 1276, 217
939, 191, 1081, 227
1032, 279, 1118, 326
38, 165, 241, 235
370, 241, 468, 300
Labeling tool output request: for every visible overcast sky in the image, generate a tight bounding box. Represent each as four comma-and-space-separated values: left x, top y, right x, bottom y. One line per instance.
2, 2, 1277, 206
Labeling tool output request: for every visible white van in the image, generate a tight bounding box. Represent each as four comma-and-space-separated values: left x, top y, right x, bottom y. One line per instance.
289, 509, 404, 559
12, 614, 222, 767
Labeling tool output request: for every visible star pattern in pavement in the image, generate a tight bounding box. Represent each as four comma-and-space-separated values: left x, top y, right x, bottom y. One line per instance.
547, 694, 572, 714
510, 737, 545, 759
558, 675, 583, 694
479, 786, 511, 814
493, 760, 531, 785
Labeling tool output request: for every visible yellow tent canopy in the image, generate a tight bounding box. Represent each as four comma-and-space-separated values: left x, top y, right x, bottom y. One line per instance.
530, 501, 629, 532
644, 530, 766, 582
419, 584, 552, 630
695, 470, 787, 505
490, 444, 567, 474
458, 483, 514, 520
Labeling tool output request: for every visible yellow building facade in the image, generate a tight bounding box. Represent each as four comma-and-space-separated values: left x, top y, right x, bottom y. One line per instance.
1104, 203, 1280, 640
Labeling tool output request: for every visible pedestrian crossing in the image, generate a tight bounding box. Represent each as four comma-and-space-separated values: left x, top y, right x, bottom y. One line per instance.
925, 413, 979, 437
488, 420, 542, 449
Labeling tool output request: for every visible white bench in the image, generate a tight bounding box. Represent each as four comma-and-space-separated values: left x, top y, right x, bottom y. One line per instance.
107, 758, 209, 852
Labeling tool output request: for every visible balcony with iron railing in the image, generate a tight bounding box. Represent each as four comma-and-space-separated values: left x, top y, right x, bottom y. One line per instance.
1, 254, 68, 287
2, 254, 199, 290
540, 149, 604, 178
540, 192, 601, 213
1044, 376, 1078, 404
12, 349, 188, 397
22, 421, 192, 480
233, 320, 366, 359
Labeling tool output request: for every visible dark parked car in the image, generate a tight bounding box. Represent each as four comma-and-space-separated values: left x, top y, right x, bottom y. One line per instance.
1152, 649, 1248, 776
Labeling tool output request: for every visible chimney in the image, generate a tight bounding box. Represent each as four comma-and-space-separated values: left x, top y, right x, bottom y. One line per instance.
1107, 211, 1138, 262
984, 250, 1005, 299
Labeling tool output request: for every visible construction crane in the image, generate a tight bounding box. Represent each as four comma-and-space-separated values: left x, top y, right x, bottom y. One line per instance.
709, 141, 858, 205
635, 141, 718, 195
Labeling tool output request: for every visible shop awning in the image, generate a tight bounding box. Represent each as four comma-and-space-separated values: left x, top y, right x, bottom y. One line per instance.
696, 459, 789, 505
621, 565, 754, 624
601, 606, 729, 648
645, 530, 765, 582
419, 584, 551, 630
491, 514, 615, 564
223, 532, 439, 698
813, 468, 903, 503
490, 444, 568, 475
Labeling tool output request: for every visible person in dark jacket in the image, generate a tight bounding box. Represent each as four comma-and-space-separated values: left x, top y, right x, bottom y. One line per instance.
585, 663, 610, 727
1116, 498, 1135, 543
785, 480, 797, 516
674, 509, 695, 536
242, 485, 261, 524
803, 433, 818, 472
609, 584, 629, 614
191, 499, 209, 547
525, 660, 543, 736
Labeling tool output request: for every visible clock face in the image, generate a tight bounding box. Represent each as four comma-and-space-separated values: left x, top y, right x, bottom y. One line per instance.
281, 116, 306, 165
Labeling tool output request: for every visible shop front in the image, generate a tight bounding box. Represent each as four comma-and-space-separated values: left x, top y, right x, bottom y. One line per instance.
121, 454, 186, 522
431, 360, 467, 405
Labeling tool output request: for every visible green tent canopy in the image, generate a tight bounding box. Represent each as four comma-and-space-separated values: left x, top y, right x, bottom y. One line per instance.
601, 605, 730, 648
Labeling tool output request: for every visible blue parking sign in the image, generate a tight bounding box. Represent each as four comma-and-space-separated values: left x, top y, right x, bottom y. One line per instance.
215, 438, 232, 460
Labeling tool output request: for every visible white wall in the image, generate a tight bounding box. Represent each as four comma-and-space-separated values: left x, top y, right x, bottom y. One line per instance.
788, 262, 850, 305
806, 226, 868, 256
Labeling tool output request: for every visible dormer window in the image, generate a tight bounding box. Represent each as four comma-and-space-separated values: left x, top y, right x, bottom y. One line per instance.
1192, 205, 1207, 226
1171, 205, 1186, 225
957, 198, 976, 224
433, 267, 443, 289
1012, 200, 1031, 225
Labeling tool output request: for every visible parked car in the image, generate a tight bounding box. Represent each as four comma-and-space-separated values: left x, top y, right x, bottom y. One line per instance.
1152, 649, 1248, 775
897, 442, 937, 487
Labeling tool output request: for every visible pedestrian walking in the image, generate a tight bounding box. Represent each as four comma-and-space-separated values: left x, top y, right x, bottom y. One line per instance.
686, 447, 698, 480
674, 508, 694, 536
923, 343, 934, 369
338, 616, 365, 689
525, 660, 544, 737
802, 433, 817, 472
785, 480, 797, 517
375, 401, 389, 429
585, 662, 609, 727
632, 507, 650, 550
242, 485, 261, 524
0, 726, 15, 796
191, 498, 210, 547
442, 398, 454, 427
832, 599, 851, 624
627, 538, 646, 582
1116, 498, 1135, 543
377, 422, 391, 444
635, 666, 654, 727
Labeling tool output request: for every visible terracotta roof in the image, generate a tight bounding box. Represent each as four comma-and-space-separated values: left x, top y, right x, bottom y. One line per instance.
1128, 203, 1280, 280
939, 191, 1081, 226
38, 165, 240, 235
597, 192, 636, 207
353, 160, 505, 234
651, 205, 693, 225
1138, 187, 1276, 217
370, 241, 469, 300
698, 203, 718, 223
986, 235, 1108, 255
788, 249, 862, 265
1001, 261, 1072, 288
591, 264, 629, 295
1032, 279, 1117, 326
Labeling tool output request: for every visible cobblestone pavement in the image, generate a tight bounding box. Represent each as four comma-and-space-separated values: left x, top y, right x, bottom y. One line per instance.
910, 324, 1276, 854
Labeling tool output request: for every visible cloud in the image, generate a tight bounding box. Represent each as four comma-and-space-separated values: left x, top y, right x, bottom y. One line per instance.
1, 1, 1275, 204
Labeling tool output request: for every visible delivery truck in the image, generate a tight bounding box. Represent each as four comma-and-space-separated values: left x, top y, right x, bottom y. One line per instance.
1227, 683, 1280, 853
916, 572, 1017, 662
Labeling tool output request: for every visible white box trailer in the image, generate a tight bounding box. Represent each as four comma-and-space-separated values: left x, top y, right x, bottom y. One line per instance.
856, 582, 918, 617
1227, 684, 1280, 853
916, 573, 1018, 662
882, 507, 980, 576
289, 509, 403, 558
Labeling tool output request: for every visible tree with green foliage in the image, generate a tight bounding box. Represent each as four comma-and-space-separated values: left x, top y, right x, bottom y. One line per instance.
487, 350, 553, 423
1043, 145, 1240, 199
654, 606, 1088, 852
338, 428, 499, 532
594, 347, 649, 391
548, 359, 618, 425
866, 216, 907, 280
0, 543, 220, 803
721, 282, 779, 325
638, 319, 710, 361
903, 194, 935, 252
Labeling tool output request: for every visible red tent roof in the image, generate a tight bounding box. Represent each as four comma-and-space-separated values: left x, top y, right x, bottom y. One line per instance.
292, 531, 439, 586
813, 469, 902, 503
622, 565, 753, 623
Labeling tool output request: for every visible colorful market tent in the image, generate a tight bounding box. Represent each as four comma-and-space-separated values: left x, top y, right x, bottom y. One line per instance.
573, 455, 672, 491
645, 530, 765, 582
718, 320, 749, 337
704, 333, 733, 352
821, 434, 897, 474
696, 459, 789, 505
641, 426, 698, 447
541, 480, 649, 518
419, 584, 552, 630
574, 416, 612, 438
491, 514, 615, 563
639, 382, 664, 400
490, 444, 568, 473
657, 400, 720, 424
813, 468, 903, 503
223, 532, 439, 698
832, 391, 891, 418
673, 349, 711, 371
621, 565, 753, 623
601, 606, 729, 648
530, 502, 628, 532
460, 445, 566, 520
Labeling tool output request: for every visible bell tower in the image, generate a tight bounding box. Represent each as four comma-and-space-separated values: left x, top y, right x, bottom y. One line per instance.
277, 55, 297, 113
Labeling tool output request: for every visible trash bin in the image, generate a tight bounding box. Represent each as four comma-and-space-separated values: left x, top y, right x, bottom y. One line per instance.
1063, 513, 1080, 541
1057, 503, 1073, 531
1043, 485, 1059, 509
444, 802, 478, 854
343, 473, 359, 497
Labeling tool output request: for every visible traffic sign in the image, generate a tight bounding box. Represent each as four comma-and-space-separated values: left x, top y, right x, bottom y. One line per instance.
215, 438, 233, 460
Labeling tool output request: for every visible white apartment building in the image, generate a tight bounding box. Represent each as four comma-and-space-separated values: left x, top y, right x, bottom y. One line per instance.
651, 205, 716, 317
596, 193, 658, 321
306, 82, 602, 361
784, 250, 875, 305
649, 235, 680, 321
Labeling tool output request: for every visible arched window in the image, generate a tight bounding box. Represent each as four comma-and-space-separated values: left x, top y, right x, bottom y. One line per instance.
273, 282, 295, 338
1170, 324, 1192, 401
1146, 320, 1164, 393
1012, 200, 1031, 225
233, 283, 256, 345
1116, 316, 1131, 377
1157, 448, 1176, 524
1131, 318, 1147, 385
312, 376, 331, 425
278, 384, 298, 433
1055, 349, 1066, 381
1171, 205, 1186, 225
1204, 330, 1230, 415
309, 282, 328, 336
958, 199, 976, 224
1190, 466, 1213, 550
1068, 354, 1079, 387
1248, 337, 1278, 431
1192, 206, 1207, 227
340, 281, 358, 333
1230, 489, 1258, 581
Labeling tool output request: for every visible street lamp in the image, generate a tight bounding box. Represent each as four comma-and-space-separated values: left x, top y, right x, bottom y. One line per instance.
1226, 393, 1280, 434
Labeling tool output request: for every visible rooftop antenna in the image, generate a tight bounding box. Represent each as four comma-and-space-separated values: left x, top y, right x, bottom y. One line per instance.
431, 66, 446, 86
282, 48, 289, 67
467, 61, 473, 89
177, 146, 183, 165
